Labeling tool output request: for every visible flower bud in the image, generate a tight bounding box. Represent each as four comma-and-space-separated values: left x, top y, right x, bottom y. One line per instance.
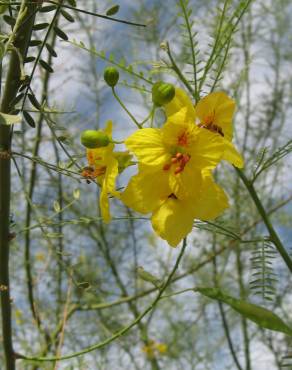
81, 130, 110, 149
152, 82, 175, 107
104, 66, 119, 87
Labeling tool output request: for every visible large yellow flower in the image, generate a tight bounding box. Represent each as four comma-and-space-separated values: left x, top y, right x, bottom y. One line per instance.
125, 107, 225, 198
82, 121, 119, 223
121, 165, 228, 247
165, 88, 244, 168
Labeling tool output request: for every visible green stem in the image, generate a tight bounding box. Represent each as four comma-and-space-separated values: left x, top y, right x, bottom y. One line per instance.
166, 43, 195, 97
236, 168, 292, 273
48, 0, 146, 27
112, 87, 142, 128
178, 0, 199, 102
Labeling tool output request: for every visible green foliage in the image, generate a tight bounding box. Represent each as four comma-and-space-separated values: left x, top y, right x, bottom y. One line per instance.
249, 241, 278, 302
253, 139, 292, 182
196, 287, 292, 336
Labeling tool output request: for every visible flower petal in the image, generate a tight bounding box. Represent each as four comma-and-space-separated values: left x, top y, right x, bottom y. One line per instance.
222, 140, 244, 168
86, 147, 105, 166
193, 174, 229, 220
104, 120, 113, 137
189, 129, 225, 170
151, 197, 196, 247
196, 92, 235, 140
121, 165, 170, 214
165, 88, 196, 120
125, 128, 169, 166
169, 163, 202, 199
100, 154, 119, 223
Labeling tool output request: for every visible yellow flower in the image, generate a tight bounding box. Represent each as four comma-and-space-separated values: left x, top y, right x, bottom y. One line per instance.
82, 121, 119, 223
155, 343, 168, 354
121, 166, 228, 247
142, 340, 168, 358
125, 107, 225, 199
165, 88, 244, 168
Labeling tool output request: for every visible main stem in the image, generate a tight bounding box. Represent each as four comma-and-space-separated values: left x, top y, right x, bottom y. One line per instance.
0, 1, 37, 369
0, 127, 13, 370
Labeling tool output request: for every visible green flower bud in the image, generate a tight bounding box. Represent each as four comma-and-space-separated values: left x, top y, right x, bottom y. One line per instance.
104, 66, 119, 87
81, 130, 110, 149
152, 82, 175, 107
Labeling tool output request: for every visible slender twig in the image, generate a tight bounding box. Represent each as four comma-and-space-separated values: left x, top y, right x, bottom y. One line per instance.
48, 0, 146, 27
112, 87, 142, 128
166, 43, 195, 97
236, 168, 292, 273
178, 0, 199, 101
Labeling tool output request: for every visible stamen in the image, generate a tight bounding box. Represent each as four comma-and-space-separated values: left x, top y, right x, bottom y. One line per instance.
176, 152, 183, 159
177, 131, 188, 146
182, 154, 190, 163
171, 157, 178, 164
174, 166, 183, 175
163, 163, 171, 171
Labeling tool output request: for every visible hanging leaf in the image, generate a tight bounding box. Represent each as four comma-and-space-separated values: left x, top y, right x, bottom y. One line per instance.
39, 59, 54, 73
24, 56, 36, 63
106, 5, 120, 16
28, 94, 41, 110
77, 282, 90, 290
195, 287, 292, 336
60, 9, 75, 23
0, 112, 21, 125
67, 0, 77, 6
23, 111, 36, 128
3, 15, 15, 27
33, 23, 49, 31
11, 93, 24, 106
54, 26, 69, 41
29, 40, 42, 47
39, 5, 57, 13
45, 43, 57, 58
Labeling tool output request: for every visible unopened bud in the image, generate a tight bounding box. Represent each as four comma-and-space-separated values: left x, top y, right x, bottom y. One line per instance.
81, 130, 110, 149
152, 82, 175, 107
104, 66, 119, 87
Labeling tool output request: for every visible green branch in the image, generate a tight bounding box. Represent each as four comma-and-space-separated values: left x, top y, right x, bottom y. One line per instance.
236, 168, 292, 273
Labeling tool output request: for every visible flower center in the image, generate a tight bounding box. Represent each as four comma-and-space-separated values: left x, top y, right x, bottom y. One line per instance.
163, 152, 191, 175
177, 131, 188, 146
